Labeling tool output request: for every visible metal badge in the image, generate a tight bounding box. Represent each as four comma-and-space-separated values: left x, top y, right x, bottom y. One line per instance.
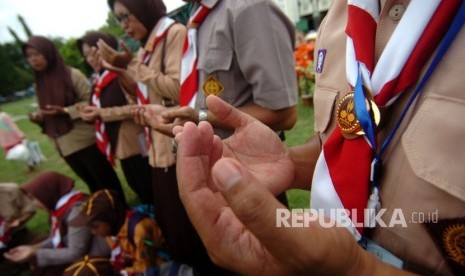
336, 92, 380, 138
202, 75, 224, 97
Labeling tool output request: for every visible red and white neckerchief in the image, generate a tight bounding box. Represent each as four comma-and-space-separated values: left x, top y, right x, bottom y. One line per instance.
109, 236, 126, 271
0, 218, 9, 249
136, 16, 175, 147
51, 190, 85, 248
311, 0, 460, 240
179, 4, 213, 107
92, 70, 118, 166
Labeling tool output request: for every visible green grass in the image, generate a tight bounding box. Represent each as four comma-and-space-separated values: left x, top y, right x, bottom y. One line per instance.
0, 97, 138, 234
284, 99, 314, 209
0, 97, 315, 234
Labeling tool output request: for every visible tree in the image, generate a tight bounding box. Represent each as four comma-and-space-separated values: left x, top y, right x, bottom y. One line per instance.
0, 43, 33, 97
17, 15, 33, 38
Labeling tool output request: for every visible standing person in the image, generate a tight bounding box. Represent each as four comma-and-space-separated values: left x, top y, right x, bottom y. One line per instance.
77, 32, 153, 205
173, 0, 465, 275
98, 1, 225, 274
141, 0, 298, 205
23, 36, 126, 201
155, 0, 298, 137
3, 172, 110, 275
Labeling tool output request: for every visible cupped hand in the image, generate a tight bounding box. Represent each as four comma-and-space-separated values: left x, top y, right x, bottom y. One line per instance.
80, 106, 100, 122
3, 245, 36, 263
41, 105, 67, 116
97, 39, 132, 70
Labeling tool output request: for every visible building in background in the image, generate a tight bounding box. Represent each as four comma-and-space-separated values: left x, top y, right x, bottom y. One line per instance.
168, 0, 334, 35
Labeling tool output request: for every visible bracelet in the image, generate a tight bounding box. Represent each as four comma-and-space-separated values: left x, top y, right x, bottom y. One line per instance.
198, 109, 208, 122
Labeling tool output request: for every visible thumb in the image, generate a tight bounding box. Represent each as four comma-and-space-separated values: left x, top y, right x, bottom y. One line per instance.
211, 158, 302, 261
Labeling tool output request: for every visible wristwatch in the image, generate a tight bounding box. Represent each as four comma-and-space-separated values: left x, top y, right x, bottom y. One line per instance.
198, 109, 208, 122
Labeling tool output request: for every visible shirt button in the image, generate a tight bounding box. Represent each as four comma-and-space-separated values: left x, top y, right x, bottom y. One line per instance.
389, 4, 405, 21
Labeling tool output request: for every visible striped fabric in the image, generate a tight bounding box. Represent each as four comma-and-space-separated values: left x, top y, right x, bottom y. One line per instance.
136, 16, 175, 106
92, 70, 118, 166
179, 5, 212, 107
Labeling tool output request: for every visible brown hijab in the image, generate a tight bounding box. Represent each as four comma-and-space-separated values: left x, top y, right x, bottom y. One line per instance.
22, 36, 77, 138
21, 171, 75, 212
71, 189, 126, 236
108, 0, 167, 45
77, 31, 118, 57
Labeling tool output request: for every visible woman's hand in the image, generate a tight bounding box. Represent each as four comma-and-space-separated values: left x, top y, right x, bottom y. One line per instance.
80, 106, 100, 122
97, 39, 133, 70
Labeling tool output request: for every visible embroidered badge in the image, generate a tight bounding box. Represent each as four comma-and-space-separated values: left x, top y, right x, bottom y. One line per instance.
202, 75, 224, 97
443, 223, 465, 267
424, 217, 465, 274
316, 49, 326, 74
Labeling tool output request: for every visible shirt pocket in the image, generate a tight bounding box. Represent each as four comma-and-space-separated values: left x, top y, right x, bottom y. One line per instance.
198, 48, 233, 75
313, 86, 339, 134
402, 94, 465, 202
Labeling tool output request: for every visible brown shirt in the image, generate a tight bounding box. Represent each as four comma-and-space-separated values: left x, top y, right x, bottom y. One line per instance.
194, 0, 298, 139
314, 1, 465, 274
127, 20, 186, 168
97, 94, 145, 160
54, 68, 95, 157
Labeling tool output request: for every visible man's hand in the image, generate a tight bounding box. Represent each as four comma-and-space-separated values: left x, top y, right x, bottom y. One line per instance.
174, 96, 406, 275
174, 96, 296, 195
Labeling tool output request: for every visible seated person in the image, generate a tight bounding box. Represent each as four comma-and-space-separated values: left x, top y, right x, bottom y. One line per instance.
70, 189, 164, 275
3, 172, 110, 275
0, 183, 36, 251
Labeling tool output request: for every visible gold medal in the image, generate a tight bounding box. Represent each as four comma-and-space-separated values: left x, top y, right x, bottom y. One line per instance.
202, 76, 224, 97
336, 92, 380, 138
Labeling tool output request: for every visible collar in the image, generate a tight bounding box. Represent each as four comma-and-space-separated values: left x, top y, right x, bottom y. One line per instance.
199, 0, 221, 9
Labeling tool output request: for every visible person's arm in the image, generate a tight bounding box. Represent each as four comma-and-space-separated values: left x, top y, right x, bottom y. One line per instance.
65, 68, 91, 120
174, 105, 413, 275
286, 135, 322, 190
80, 105, 135, 123
35, 206, 91, 267
7, 212, 35, 230
232, 1, 298, 131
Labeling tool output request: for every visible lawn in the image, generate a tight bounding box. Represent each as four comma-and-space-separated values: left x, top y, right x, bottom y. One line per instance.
0, 96, 315, 234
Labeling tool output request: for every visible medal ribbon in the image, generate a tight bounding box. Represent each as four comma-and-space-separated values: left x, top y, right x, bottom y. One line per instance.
92, 70, 118, 166
179, 4, 212, 107
51, 191, 85, 249
312, 0, 461, 238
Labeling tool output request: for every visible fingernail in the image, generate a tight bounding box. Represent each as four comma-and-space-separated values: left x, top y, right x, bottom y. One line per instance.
214, 160, 242, 191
